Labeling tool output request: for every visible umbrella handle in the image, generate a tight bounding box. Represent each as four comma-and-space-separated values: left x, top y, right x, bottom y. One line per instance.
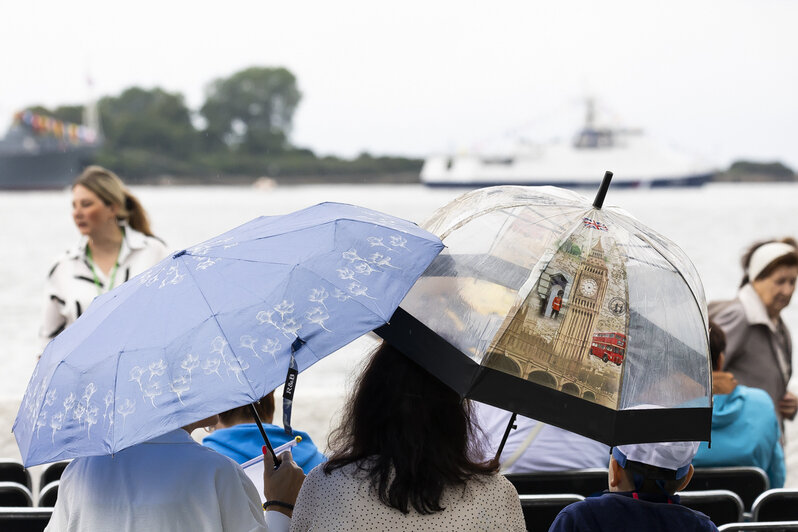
249, 403, 281, 469
494, 412, 518, 464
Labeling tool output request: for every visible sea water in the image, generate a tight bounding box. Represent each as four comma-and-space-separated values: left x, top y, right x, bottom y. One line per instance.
1, 183, 797, 483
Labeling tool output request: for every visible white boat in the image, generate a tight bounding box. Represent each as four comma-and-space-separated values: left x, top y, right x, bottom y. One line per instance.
420, 100, 717, 188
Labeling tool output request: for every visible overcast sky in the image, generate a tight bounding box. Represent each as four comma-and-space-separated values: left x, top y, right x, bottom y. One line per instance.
3, 0, 797, 169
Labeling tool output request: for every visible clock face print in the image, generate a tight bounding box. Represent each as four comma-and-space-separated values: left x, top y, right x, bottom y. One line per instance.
580, 278, 598, 298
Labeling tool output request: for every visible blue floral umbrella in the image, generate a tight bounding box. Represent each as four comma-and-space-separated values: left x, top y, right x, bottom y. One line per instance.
14, 202, 444, 467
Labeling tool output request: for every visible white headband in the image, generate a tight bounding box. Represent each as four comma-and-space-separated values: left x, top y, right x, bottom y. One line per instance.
748, 242, 796, 282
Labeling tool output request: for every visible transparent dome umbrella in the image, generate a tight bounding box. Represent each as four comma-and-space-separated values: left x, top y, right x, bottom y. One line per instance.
14, 202, 444, 467
376, 172, 712, 448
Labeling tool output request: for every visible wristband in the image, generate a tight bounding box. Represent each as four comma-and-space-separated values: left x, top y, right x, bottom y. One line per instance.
263, 500, 295, 511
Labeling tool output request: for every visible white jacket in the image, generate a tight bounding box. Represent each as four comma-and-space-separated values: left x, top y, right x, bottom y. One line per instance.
46, 429, 289, 532
40, 226, 169, 353
473, 402, 610, 473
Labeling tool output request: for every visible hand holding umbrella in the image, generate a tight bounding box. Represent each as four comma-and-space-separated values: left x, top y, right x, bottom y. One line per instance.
262, 449, 305, 517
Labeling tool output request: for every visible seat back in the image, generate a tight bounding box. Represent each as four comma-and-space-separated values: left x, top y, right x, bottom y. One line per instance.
519, 493, 583, 531
718, 522, 798, 531
0, 461, 32, 491
752, 489, 798, 522
506, 469, 608, 497
0, 483, 34, 508
690, 467, 769, 511
677, 489, 743, 526
37, 482, 59, 508
39, 461, 70, 489
0, 507, 53, 532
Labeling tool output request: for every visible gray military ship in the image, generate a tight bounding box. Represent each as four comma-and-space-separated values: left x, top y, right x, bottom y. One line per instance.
0, 110, 101, 190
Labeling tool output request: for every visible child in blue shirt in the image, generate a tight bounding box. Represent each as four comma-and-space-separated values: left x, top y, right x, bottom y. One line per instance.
549, 440, 718, 532
203, 391, 326, 474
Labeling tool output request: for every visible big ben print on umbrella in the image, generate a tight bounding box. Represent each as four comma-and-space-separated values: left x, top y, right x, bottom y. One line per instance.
376, 173, 712, 446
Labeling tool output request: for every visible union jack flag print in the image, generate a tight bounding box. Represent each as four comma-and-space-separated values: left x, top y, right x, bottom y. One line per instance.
582, 217, 609, 231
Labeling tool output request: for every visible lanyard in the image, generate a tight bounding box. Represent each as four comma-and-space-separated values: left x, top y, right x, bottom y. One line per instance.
282, 337, 304, 435
86, 245, 121, 295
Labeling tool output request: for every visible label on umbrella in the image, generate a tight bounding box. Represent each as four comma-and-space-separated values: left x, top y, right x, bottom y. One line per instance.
282, 337, 303, 435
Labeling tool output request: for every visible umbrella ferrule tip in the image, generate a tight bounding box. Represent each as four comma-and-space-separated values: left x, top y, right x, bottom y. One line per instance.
172, 249, 188, 259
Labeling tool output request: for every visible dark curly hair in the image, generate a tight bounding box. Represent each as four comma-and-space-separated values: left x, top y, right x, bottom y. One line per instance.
217, 392, 275, 425
323, 342, 495, 514
708, 320, 727, 371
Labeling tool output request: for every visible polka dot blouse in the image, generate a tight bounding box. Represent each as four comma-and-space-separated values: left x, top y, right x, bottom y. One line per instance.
289, 462, 525, 531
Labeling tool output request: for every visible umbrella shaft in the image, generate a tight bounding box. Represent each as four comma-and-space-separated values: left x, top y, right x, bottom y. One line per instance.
249, 403, 281, 469
495, 412, 518, 463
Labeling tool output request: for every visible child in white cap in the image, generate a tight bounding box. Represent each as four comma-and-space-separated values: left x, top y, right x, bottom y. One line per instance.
549, 440, 718, 531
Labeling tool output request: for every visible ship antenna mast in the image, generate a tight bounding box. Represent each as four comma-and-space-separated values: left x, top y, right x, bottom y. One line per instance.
585, 97, 596, 129
83, 72, 103, 142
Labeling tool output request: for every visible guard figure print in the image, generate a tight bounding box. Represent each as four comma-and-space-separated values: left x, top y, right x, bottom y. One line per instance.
485, 222, 630, 408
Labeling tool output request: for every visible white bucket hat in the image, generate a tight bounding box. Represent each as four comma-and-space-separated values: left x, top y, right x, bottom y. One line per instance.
612, 440, 699, 479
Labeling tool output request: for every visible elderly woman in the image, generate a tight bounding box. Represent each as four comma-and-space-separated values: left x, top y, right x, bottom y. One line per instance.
709, 238, 798, 423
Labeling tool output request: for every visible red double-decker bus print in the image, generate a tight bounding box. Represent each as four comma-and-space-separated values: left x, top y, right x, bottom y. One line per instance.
590, 332, 626, 365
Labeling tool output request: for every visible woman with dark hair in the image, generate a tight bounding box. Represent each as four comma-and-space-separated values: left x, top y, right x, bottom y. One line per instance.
709, 237, 798, 423
289, 343, 524, 530
39, 166, 169, 354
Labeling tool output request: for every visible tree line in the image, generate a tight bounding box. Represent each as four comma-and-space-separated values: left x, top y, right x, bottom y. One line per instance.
28, 67, 422, 184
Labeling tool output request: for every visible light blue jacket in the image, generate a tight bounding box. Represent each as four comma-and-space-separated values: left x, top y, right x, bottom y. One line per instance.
693, 385, 785, 488
203, 423, 327, 474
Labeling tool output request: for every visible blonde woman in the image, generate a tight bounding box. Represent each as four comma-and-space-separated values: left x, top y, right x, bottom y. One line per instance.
39, 166, 169, 353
